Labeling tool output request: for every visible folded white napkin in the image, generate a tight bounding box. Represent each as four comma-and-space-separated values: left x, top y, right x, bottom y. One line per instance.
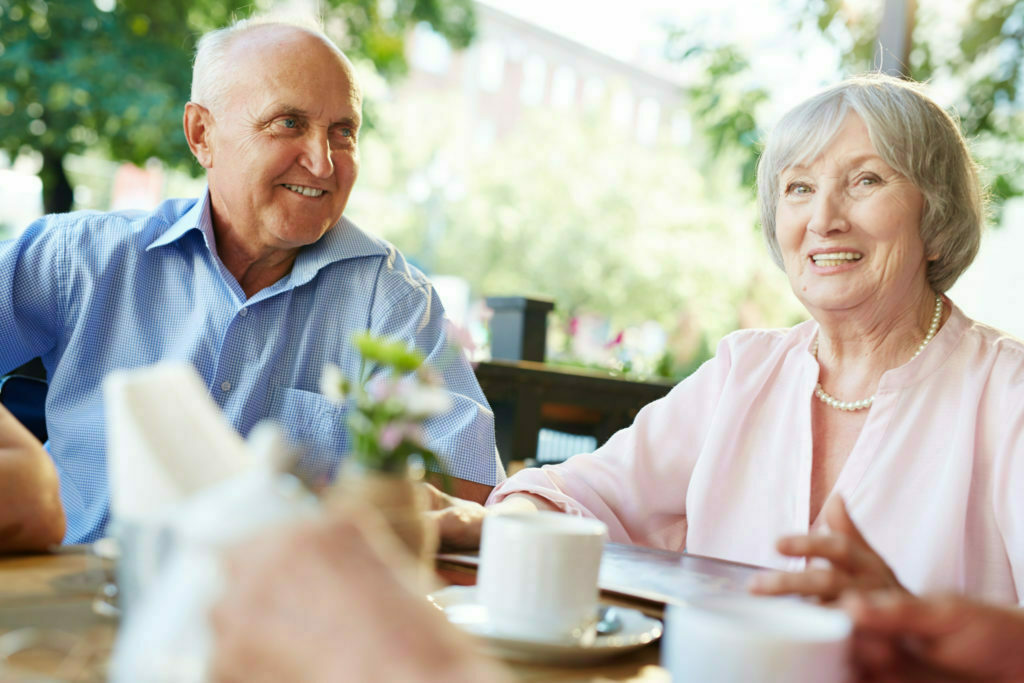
103, 362, 249, 524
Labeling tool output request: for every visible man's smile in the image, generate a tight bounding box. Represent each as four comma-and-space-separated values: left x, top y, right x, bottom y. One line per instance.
282, 183, 326, 198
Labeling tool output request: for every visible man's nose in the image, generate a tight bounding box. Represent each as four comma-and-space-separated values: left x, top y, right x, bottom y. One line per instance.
806, 190, 849, 235
299, 130, 334, 179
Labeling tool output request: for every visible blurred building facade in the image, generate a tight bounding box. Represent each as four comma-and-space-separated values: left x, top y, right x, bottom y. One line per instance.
400, 2, 691, 152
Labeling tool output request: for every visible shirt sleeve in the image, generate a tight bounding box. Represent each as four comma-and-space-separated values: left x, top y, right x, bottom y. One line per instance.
0, 217, 67, 373
488, 336, 737, 549
370, 278, 504, 487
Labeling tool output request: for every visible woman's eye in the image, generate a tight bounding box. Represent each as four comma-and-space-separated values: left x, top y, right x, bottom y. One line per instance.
858, 175, 879, 186
786, 182, 811, 195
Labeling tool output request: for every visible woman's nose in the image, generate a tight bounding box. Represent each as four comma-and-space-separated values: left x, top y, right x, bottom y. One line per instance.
806, 191, 849, 235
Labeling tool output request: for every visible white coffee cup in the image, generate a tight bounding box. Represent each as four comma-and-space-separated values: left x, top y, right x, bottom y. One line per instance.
663, 595, 852, 683
476, 511, 607, 642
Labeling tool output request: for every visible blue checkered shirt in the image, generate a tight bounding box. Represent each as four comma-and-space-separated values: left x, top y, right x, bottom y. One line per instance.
0, 192, 504, 543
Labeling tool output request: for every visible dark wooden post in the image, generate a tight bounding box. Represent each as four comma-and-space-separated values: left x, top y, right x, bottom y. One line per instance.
875, 0, 916, 77
486, 297, 555, 362
484, 297, 554, 468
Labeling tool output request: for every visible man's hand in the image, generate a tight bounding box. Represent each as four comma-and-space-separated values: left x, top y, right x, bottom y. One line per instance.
844, 591, 1024, 682
0, 404, 65, 552
423, 485, 555, 551
749, 497, 903, 602
422, 483, 489, 550
210, 511, 510, 683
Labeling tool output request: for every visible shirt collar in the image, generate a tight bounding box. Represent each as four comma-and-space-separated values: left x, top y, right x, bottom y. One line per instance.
145, 190, 214, 252
145, 188, 388, 286
288, 214, 388, 288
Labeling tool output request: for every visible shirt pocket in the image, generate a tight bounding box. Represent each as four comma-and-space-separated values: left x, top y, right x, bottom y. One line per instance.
269, 386, 350, 487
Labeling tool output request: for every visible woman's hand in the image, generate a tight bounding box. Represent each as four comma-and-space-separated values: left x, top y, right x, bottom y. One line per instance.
844, 591, 1024, 682
749, 496, 904, 602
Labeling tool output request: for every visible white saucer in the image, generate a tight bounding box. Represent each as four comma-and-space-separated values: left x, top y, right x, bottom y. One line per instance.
428, 585, 662, 665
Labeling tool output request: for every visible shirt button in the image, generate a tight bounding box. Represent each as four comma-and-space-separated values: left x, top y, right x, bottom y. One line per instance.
221, 381, 231, 392
239, 308, 248, 317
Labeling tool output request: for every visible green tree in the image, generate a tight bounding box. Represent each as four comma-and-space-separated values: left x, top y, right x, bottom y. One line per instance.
807, 0, 1024, 204
0, 0, 475, 214
348, 92, 804, 376
661, 1, 1024, 207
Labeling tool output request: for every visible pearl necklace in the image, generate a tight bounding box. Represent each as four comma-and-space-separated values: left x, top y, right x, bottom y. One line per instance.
813, 295, 943, 412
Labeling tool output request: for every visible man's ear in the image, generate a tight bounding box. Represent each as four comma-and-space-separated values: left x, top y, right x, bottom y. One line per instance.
184, 102, 215, 169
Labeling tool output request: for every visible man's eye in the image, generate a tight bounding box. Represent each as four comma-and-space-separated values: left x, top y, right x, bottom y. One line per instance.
280, 118, 297, 129
339, 127, 354, 138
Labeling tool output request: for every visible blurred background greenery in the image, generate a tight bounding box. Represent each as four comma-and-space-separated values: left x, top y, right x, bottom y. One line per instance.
2, 0, 1022, 379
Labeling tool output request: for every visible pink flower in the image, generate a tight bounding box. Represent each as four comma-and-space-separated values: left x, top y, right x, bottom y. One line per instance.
368, 379, 399, 402
378, 422, 426, 451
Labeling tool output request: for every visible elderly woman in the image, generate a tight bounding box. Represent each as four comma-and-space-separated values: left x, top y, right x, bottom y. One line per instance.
431, 73, 1024, 604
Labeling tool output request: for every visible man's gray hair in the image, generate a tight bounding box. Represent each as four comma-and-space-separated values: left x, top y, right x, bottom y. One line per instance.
190, 13, 334, 114
756, 73, 985, 293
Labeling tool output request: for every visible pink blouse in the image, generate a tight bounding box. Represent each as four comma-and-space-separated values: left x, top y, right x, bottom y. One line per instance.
488, 302, 1024, 603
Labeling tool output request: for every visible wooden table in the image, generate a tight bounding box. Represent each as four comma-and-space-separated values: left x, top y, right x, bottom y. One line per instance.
0, 547, 671, 682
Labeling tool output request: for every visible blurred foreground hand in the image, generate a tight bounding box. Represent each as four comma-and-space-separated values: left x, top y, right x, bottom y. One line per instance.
211, 509, 512, 683
844, 591, 1024, 683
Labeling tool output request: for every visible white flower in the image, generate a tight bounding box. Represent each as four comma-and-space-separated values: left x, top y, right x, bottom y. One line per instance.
398, 383, 452, 418
320, 363, 348, 403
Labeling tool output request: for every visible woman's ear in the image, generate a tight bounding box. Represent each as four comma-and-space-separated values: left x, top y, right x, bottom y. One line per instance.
183, 102, 215, 169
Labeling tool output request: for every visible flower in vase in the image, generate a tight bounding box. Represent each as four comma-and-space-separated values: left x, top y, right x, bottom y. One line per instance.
320, 332, 451, 479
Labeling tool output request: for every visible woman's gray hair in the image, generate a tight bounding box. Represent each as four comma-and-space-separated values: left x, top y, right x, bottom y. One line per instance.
756, 73, 985, 293
190, 13, 335, 115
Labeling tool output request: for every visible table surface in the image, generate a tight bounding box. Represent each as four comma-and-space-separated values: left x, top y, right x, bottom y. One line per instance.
0, 547, 672, 682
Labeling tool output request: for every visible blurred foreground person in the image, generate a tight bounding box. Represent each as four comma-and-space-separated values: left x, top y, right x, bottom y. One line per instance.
0, 404, 64, 552
431, 73, 1024, 606
210, 512, 511, 683
845, 591, 1024, 682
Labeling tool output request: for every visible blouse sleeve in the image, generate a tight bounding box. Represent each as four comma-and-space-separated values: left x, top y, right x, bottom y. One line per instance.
487, 336, 737, 549
991, 352, 1024, 606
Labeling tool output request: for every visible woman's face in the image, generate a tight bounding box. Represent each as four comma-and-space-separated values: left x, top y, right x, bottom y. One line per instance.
775, 113, 929, 318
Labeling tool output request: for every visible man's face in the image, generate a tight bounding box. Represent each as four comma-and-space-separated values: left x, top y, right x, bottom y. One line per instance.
200, 27, 362, 255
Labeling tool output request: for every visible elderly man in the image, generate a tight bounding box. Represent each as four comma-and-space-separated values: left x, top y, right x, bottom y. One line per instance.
0, 16, 503, 544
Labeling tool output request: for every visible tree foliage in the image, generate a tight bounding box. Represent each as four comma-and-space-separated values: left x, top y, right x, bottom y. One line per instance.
805, 0, 1024, 204
662, 1, 1024, 208
348, 93, 805, 377
0, 0, 476, 213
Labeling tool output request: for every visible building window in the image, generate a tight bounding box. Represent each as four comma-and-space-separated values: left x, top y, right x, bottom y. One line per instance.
550, 65, 577, 110
477, 41, 505, 92
611, 88, 634, 127
520, 55, 547, 106
671, 110, 693, 146
636, 98, 661, 145
582, 76, 606, 109
475, 118, 497, 150
410, 23, 451, 75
